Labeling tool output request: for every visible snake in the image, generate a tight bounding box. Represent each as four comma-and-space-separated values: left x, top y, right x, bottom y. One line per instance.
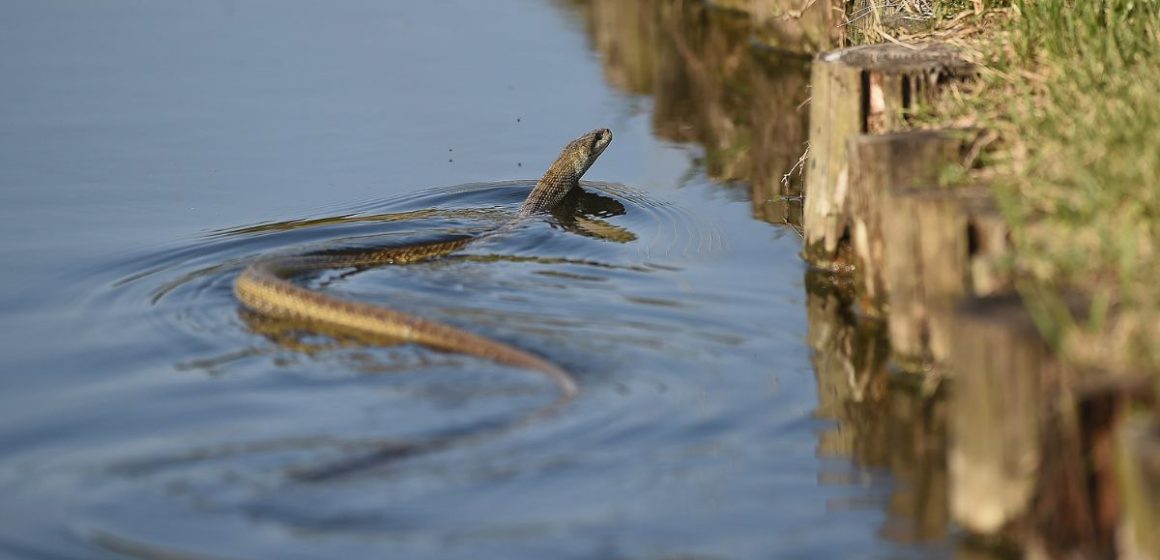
233, 129, 612, 471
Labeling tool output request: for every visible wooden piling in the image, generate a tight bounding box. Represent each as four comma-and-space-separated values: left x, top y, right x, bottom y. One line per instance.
882, 186, 967, 370
803, 52, 861, 270
947, 294, 1156, 554
846, 129, 976, 316
1024, 372, 1154, 558
948, 294, 1053, 537
1116, 415, 1160, 558
963, 191, 1012, 297
880, 184, 1010, 369
803, 43, 973, 270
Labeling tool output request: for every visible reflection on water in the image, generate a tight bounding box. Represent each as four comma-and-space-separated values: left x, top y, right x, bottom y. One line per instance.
0, 0, 966, 557
571, 0, 811, 206
578, 0, 957, 552
805, 271, 951, 545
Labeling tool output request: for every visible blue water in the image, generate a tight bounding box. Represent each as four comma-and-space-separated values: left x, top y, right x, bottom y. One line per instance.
0, 1, 952, 558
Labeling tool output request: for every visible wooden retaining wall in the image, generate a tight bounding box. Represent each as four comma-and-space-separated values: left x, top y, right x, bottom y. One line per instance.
803, 43, 973, 271
804, 40, 1160, 559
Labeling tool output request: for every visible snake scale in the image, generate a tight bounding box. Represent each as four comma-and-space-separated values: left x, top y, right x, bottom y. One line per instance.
235, 129, 612, 431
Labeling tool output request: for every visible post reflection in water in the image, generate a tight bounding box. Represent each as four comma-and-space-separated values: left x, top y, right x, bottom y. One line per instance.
573, 0, 810, 222
573, 0, 953, 548
806, 271, 951, 545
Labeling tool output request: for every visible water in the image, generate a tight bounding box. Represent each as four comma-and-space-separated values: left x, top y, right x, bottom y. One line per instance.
0, 1, 954, 558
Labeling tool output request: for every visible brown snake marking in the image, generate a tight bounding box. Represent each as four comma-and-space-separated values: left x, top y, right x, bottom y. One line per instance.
234, 130, 612, 468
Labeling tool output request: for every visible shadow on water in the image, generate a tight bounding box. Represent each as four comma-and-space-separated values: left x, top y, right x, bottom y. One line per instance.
571, 0, 961, 551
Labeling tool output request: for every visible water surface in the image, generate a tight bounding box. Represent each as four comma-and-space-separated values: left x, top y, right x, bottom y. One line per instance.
0, 1, 952, 558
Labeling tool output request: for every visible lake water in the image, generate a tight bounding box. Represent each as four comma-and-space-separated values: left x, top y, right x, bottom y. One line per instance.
0, 1, 957, 558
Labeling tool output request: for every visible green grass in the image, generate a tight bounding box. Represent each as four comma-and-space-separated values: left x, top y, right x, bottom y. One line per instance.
866, 0, 1160, 372
991, 0, 1159, 372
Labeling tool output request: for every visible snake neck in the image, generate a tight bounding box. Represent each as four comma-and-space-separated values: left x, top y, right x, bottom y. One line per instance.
518, 166, 582, 216
518, 128, 611, 217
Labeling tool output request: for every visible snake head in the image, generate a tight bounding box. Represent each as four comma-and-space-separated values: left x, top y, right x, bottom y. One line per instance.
562, 128, 613, 178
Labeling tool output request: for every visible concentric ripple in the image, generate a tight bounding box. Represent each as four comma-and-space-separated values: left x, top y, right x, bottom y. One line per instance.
0, 175, 821, 560
93, 181, 725, 475
104, 181, 721, 354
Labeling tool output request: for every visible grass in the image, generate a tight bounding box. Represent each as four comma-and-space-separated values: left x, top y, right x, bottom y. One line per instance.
855, 0, 1160, 372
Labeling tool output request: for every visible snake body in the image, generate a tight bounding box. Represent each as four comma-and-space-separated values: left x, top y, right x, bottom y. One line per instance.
235, 128, 612, 402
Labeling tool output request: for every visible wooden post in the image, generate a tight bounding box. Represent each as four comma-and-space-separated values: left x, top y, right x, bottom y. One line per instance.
878, 184, 1010, 369
803, 43, 973, 270
950, 292, 1155, 553
1116, 415, 1160, 558
803, 51, 861, 270
1028, 373, 1155, 558
882, 187, 967, 369
963, 190, 1012, 297
846, 129, 975, 316
948, 294, 1053, 537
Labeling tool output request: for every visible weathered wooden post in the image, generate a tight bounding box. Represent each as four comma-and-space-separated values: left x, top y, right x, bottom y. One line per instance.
950, 288, 1159, 555
846, 129, 976, 316
881, 184, 1011, 368
802, 49, 861, 270
803, 43, 973, 270
1116, 415, 1160, 558
963, 191, 1012, 297
1024, 373, 1156, 558
948, 294, 1053, 537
